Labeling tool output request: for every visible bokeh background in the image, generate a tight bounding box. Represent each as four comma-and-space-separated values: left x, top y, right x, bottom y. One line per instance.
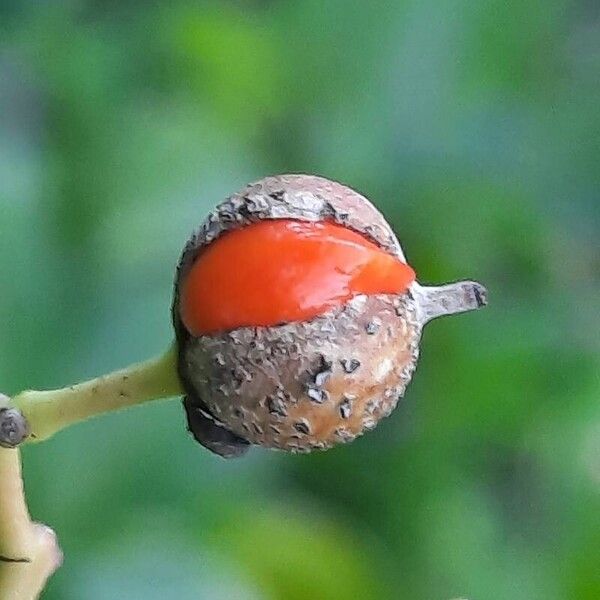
1, 1, 599, 599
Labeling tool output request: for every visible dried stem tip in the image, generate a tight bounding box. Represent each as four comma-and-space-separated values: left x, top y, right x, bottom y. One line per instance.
413, 280, 488, 325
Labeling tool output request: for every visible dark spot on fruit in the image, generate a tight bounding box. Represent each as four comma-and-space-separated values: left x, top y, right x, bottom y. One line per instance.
267, 396, 287, 417
340, 358, 361, 373
306, 387, 329, 404
269, 190, 285, 202
366, 319, 381, 334
294, 420, 311, 435
312, 355, 333, 386
314, 370, 331, 387
339, 397, 352, 419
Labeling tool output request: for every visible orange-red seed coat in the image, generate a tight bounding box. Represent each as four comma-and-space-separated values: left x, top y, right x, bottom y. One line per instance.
181, 219, 416, 335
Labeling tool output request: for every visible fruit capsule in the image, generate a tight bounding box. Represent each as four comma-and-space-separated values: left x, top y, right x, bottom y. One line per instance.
173, 174, 487, 458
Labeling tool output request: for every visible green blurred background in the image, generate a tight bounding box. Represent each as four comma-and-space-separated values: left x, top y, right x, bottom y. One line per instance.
1, 1, 599, 599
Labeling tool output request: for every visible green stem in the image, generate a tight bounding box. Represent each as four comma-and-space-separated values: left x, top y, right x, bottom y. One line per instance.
11, 344, 182, 444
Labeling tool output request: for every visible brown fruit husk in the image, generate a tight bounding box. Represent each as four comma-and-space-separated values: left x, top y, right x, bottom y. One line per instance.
181, 293, 420, 451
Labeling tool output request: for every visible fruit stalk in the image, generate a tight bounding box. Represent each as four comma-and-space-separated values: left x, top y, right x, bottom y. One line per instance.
1, 345, 182, 446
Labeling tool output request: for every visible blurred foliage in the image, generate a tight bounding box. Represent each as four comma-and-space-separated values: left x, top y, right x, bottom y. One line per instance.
1, 1, 599, 599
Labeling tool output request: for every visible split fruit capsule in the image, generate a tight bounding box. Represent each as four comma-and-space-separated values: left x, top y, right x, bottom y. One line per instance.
172, 174, 487, 458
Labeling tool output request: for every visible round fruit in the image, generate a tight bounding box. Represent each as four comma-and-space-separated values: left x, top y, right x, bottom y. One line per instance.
172, 174, 486, 457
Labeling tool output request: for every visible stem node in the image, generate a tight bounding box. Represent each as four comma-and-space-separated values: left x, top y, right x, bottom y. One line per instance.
0, 408, 29, 449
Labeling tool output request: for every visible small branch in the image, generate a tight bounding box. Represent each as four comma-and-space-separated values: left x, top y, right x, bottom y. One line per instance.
0, 448, 62, 599
8, 344, 182, 444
